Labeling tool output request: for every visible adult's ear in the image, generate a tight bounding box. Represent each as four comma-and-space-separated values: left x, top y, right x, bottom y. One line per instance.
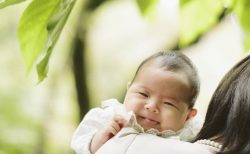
185, 108, 197, 121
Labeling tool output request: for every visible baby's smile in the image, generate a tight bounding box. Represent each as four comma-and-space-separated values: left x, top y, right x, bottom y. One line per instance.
137, 115, 160, 127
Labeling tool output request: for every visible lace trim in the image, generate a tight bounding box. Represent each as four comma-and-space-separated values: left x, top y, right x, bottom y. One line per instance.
125, 114, 180, 138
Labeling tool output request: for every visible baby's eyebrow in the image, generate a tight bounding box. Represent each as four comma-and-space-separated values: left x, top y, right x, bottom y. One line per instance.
136, 84, 148, 89
134, 85, 150, 91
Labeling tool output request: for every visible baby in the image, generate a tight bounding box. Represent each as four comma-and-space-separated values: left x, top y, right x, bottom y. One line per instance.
71, 51, 202, 154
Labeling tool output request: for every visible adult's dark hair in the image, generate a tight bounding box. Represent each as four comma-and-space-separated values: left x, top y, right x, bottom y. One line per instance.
131, 51, 200, 108
195, 54, 250, 154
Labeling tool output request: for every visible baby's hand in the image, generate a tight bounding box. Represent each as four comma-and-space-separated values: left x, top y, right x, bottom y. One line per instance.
90, 114, 126, 153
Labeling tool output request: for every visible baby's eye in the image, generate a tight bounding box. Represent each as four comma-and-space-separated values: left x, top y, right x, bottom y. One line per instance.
138, 92, 148, 97
163, 102, 177, 108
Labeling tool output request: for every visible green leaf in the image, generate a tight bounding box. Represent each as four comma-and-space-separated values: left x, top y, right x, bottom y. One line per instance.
0, 0, 26, 9
136, 0, 159, 15
179, 0, 224, 47
18, 0, 75, 81
18, 0, 61, 72
36, 49, 51, 83
37, 0, 75, 82
233, 0, 250, 51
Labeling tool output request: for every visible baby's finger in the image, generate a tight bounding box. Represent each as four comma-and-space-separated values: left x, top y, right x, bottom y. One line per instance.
108, 121, 121, 133
108, 122, 120, 135
113, 114, 126, 127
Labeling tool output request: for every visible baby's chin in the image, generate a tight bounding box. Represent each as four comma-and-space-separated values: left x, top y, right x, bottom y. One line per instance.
138, 120, 161, 131
138, 122, 179, 132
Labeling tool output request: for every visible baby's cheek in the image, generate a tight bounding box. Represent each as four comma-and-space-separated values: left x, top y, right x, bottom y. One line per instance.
124, 99, 139, 111
173, 117, 187, 130
124, 102, 135, 112
161, 113, 185, 131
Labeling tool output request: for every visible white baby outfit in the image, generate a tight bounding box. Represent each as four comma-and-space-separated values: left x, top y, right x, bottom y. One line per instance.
71, 99, 204, 154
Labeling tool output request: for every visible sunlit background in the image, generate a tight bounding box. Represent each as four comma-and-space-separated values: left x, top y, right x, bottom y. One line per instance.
0, 0, 248, 154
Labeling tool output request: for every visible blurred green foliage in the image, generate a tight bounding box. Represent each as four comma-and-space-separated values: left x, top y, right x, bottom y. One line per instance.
1, 0, 250, 154
233, 0, 250, 51
0, 94, 41, 154
180, 0, 250, 52
1, 0, 250, 83
0, 1, 77, 154
180, 0, 224, 47
136, 0, 159, 15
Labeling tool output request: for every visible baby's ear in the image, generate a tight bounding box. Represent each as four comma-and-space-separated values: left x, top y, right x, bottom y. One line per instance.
127, 81, 131, 89
186, 108, 197, 121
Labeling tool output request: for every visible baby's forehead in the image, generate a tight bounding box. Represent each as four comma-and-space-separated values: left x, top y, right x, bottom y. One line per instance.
140, 57, 164, 68
139, 58, 186, 75
136, 63, 191, 86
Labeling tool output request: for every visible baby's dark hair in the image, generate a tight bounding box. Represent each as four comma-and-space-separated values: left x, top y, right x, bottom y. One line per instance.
131, 51, 200, 108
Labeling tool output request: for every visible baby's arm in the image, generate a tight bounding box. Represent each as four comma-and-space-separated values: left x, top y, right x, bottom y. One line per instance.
71, 109, 126, 154
71, 99, 128, 154
71, 108, 107, 154
90, 115, 126, 153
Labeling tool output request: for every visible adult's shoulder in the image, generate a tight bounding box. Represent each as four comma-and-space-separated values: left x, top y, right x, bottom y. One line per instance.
153, 139, 214, 154
98, 131, 214, 154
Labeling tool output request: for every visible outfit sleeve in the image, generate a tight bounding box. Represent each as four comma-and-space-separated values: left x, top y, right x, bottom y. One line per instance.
70, 99, 123, 154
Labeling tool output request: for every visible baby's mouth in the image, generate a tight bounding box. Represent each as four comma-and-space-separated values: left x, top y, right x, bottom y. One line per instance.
138, 116, 159, 126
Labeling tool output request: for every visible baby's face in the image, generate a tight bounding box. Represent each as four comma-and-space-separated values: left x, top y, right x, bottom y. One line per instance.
124, 65, 195, 132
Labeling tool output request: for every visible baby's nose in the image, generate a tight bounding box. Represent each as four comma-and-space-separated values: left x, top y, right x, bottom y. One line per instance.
144, 102, 159, 113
